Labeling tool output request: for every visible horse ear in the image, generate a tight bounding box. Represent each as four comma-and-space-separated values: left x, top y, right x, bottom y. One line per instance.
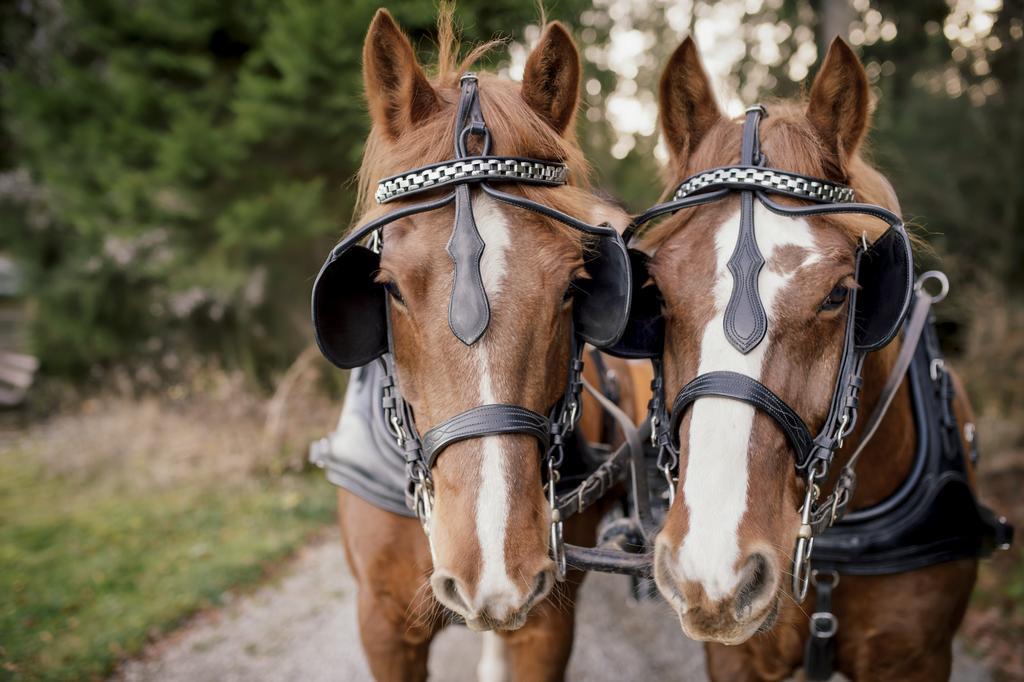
363, 9, 441, 140
806, 38, 871, 175
659, 37, 722, 165
521, 22, 581, 135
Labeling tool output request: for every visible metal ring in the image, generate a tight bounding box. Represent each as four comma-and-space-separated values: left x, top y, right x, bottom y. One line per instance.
458, 125, 492, 157
811, 568, 840, 589
915, 270, 949, 303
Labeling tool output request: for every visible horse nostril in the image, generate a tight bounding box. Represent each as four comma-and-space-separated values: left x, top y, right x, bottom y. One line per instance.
735, 553, 772, 617
432, 573, 470, 612
528, 568, 553, 605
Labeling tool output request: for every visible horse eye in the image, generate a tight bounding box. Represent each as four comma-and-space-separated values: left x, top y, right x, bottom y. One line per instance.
819, 283, 849, 312
562, 284, 576, 303
384, 281, 405, 306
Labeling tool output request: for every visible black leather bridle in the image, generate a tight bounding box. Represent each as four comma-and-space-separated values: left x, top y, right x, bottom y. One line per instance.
621, 105, 914, 599
311, 73, 636, 578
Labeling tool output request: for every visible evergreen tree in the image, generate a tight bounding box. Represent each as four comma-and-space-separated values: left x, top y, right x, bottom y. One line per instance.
0, 0, 589, 382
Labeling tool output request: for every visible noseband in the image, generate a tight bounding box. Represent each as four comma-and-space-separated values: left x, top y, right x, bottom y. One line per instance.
630, 106, 914, 600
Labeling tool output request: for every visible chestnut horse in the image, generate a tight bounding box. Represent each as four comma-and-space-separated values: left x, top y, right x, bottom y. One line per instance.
331, 10, 639, 681
641, 38, 1001, 680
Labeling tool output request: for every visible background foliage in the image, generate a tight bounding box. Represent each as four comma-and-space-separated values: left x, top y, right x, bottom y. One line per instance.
0, 0, 595, 383
1, 0, 1020, 393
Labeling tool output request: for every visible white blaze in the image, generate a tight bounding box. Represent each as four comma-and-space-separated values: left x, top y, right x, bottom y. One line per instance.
675, 203, 819, 601
470, 196, 521, 610
477, 631, 509, 682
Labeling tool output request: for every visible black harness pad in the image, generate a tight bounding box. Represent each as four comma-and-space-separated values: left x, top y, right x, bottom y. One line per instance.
812, 323, 1013, 574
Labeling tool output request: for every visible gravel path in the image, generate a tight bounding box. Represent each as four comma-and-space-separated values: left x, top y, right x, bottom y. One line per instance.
118, 532, 991, 681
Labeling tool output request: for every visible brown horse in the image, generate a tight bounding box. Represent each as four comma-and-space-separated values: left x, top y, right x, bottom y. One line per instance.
643, 38, 985, 680
335, 9, 638, 681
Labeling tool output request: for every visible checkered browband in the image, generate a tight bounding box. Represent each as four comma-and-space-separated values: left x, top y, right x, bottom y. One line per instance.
673, 166, 855, 204
375, 157, 569, 204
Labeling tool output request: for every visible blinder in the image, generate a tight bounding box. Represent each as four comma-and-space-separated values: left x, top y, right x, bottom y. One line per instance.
853, 225, 913, 352
574, 232, 632, 348
312, 245, 387, 370
606, 248, 664, 359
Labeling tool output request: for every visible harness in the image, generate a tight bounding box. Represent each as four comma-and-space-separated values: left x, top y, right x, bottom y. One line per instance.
801, 306, 1013, 679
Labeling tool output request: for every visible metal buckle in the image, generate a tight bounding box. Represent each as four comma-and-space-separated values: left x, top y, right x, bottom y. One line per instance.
834, 413, 850, 450
566, 400, 578, 426
811, 568, 840, 589
388, 412, 406, 447
998, 516, 1012, 551
413, 480, 433, 529
930, 358, 945, 382
809, 611, 839, 639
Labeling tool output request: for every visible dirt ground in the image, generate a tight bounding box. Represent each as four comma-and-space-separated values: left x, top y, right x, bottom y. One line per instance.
117, 532, 992, 682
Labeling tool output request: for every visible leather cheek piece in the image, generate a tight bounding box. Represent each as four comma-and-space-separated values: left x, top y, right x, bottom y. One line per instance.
605, 247, 664, 359
311, 245, 389, 370
573, 233, 633, 349
854, 226, 914, 352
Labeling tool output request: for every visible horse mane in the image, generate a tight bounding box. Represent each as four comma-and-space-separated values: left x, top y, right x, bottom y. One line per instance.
353, 5, 594, 243
640, 102, 901, 251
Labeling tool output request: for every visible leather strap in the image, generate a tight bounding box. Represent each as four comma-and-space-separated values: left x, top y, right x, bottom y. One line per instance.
421, 403, 550, 468
447, 74, 491, 345
669, 370, 816, 467
723, 107, 768, 353
804, 571, 839, 680
844, 290, 933, 471
822, 288, 936, 524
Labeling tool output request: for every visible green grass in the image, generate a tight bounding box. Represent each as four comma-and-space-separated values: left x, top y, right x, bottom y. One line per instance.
0, 455, 335, 681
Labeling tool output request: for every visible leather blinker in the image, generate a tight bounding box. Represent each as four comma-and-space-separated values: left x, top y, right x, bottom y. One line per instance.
312, 244, 388, 370
605, 248, 664, 359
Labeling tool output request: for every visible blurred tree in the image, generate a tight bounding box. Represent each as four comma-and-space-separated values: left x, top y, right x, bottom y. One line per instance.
0, 0, 590, 383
